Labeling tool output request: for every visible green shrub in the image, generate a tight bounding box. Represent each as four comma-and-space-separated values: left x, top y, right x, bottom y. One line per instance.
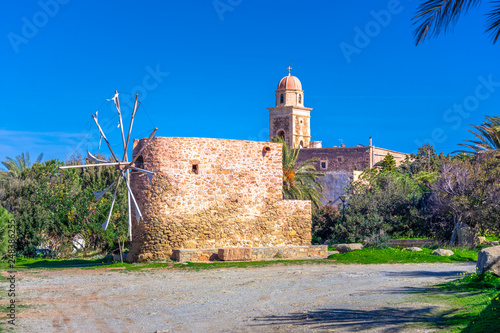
363, 230, 391, 249
313, 205, 386, 244
0, 207, 12, 258
312, 205, 342, 242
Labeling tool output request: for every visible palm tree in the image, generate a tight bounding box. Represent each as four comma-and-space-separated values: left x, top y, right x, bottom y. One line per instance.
456, 115, 500, 154
272, 137, 325, 212
0, 152, 44, 180
413, 1, 500, 44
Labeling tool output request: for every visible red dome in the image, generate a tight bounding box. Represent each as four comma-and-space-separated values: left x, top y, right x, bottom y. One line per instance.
277, 75, 302, 90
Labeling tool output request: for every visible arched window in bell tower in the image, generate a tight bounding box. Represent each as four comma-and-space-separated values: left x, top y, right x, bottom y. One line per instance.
298, 94, 302, 104
280, 94, 284, 104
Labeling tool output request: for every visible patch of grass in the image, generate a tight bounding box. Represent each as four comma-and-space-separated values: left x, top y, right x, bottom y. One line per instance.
482, 234, 500, 242
0, 246, 479, 272
327, 247, 477, 264
8, 257, 115, 269
415, 272, 500, 332
0, 256, 333, 272
0, 256, 143, 271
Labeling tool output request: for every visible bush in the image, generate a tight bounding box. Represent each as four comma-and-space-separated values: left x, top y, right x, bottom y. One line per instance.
313, 170, 432, 244
312, 205, 342, 242
0, 207, 12, 258
363, 230, 391, 249
312, 205, 386, 244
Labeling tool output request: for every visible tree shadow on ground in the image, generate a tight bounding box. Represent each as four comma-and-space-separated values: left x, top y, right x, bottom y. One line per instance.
250, 306, 457, 332
348, 286, 429, 296
462, 291, 500, 332
16, 257, 114, 269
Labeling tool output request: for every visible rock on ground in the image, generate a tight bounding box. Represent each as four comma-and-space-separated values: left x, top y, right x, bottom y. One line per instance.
334, 243, 364, 253
476, 246, 500, 276
457, 226, 478, 247
403, 247, 422, 252
431, 249, 454, 257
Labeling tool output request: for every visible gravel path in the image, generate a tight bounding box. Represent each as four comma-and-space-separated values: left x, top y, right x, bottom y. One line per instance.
6, 262, 475, 332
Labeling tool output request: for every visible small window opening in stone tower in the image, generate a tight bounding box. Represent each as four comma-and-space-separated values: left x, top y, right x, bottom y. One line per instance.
192, 164, 199, 174
320, 160, 328, 170
135, 155, 144, 169
298, 94, 302, 104
299, 140, 304, 148
280, 94, 284, 104
277, 130, 285, 139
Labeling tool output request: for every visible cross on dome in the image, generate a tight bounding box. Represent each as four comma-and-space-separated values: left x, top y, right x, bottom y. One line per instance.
277, 64, 302, 90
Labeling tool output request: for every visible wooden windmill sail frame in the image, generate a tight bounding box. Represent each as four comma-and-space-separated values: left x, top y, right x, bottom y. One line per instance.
60, 91, 157, 241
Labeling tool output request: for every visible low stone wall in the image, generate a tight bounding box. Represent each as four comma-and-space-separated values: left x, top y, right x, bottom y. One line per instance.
171, 245, 328, 262
171, 249, 219, 262
251, 245, 327, 261
388, 239, 434, 248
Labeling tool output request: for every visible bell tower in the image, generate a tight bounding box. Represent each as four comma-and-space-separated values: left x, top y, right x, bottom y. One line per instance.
268, 65, 312, 148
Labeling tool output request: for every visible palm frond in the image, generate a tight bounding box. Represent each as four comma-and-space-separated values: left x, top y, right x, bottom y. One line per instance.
486, 1, 500, 42
274, 138, 325, 212
0, 151, 45, 180
413, 0, 482, 45
455, 115, 500, 154
35, 153, 44, 164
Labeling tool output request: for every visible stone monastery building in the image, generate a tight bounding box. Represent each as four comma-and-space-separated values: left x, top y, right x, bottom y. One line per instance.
128, 67, 407, 262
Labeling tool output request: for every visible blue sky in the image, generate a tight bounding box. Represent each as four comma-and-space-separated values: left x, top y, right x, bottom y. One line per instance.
1, 0, 499, 164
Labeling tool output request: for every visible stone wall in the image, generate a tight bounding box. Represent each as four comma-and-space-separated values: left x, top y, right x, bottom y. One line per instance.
297, 147, 371, 172
318, 171, 352, 204
129, 137, 312, 262
297, 147, 408, 203
388, 239, 435, 247
297, 146, 407, 173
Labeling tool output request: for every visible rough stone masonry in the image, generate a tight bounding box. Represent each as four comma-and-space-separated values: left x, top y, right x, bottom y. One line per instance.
128, 137, 312, 262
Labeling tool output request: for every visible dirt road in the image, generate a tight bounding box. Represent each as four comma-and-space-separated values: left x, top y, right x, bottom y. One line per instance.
5, 262, 475, 332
